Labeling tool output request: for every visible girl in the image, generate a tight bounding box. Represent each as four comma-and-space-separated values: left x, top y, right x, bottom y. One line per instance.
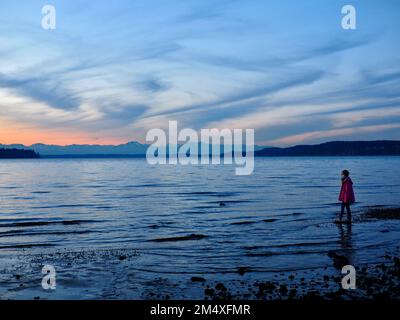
338, 169, 355, 223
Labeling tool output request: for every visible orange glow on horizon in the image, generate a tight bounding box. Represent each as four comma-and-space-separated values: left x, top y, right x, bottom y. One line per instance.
0, 125, 132, 146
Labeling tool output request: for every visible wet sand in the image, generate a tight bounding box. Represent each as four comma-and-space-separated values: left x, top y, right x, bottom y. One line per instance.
1, 207, 399, 300
0, 247, 399, 300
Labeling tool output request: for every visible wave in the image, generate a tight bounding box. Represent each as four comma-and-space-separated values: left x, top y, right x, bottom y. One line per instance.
148, 234, 208, 242
0, 219, 101, 228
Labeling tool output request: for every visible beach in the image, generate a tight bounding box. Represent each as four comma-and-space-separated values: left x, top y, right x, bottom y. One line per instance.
1, 240, 399, 300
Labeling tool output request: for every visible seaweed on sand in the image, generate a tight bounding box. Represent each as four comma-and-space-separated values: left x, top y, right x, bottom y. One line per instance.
360, 208, 400, 221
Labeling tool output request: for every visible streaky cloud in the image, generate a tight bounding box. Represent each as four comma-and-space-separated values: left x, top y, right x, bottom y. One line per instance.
146, 69, 325, 118
0, 73, 81, 110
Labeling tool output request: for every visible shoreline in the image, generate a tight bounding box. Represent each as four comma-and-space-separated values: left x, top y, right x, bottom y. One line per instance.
1, 247, 399, 300
1, 206, 399, 300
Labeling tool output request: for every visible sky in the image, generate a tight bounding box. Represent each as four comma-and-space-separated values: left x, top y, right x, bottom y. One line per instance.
0, 0, 399, 146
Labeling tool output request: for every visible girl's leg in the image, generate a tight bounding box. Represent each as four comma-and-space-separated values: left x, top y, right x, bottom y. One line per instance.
340, 203, 345, 220
345, 203, 351, 221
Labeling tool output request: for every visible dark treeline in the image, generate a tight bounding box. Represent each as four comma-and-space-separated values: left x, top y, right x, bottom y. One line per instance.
255, 140, 400, 156
0, 148, 40, 159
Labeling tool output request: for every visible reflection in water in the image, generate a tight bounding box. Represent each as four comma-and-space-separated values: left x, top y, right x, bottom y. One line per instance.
328, 223, 355, 270
338, 223, 354, 266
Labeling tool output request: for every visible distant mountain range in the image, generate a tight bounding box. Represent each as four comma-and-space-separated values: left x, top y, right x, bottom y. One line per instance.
1, 140, 399, 158
254, 140, 400, 156
0, 142, 264, 157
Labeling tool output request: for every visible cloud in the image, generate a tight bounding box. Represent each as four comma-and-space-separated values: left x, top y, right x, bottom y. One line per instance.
362, 70, 400, 85
308, 37, 370, 58
136, 77, 171, 93
0, 73, 81, 110
100, 104, 149, 126
189, 37, 372, 73
330, 107, 400, 128
146, 69, 325, 119
264, 123, 400, 146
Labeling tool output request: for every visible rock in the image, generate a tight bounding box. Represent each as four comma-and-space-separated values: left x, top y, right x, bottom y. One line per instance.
279, 284, 288, 295
237, 267, 248, 276
289, 289, 297, 297
204, 288, 214, 296
191, 277, 206, 282
215, 283, 227, 291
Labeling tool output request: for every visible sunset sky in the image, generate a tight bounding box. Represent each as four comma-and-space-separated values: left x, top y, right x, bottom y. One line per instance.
1, 0, 399, 146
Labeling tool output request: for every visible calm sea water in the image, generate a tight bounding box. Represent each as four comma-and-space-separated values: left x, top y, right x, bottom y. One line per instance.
0, 157, 399, 298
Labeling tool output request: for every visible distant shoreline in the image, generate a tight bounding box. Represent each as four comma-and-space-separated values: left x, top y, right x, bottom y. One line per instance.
1, 140, 400, 158
41, 154, 400, 159
254, 140, 400, 157
0, 148, 40, 159
2, 154, 397, 160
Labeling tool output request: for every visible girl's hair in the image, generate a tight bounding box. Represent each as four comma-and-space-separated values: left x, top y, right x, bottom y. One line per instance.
342, 169, 350, 177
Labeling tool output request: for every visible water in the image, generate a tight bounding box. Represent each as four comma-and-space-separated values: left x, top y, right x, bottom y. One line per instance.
0, 157, 399, 298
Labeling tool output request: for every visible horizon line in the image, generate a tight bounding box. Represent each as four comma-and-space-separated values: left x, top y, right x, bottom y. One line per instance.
2, 139, 400, 149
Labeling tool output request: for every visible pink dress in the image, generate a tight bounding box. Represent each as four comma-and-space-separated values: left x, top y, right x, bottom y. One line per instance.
338, 177, 355, 203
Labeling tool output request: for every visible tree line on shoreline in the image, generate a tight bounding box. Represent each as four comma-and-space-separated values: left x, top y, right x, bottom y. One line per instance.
0, 148, 40, 159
